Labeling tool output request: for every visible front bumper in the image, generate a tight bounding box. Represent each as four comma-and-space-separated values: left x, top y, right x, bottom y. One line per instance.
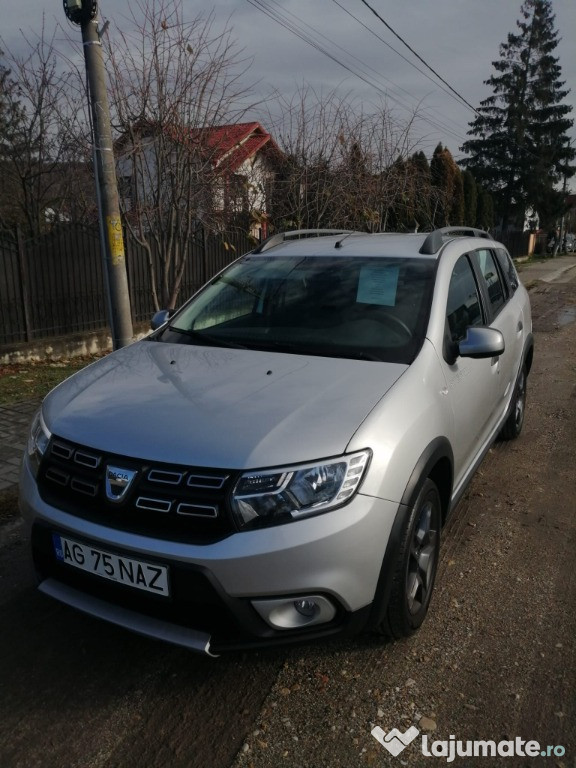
20, 457, 399, 653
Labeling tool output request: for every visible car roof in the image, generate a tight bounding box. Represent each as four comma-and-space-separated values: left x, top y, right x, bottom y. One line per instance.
249, 228, 496, 260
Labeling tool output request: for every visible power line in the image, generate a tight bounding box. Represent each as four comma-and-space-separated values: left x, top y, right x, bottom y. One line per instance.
352, 0, 538, 162
356, 0, 479, 114
330, 0, 475, 117
245, 0, 470, 145
268, 0, 537, 162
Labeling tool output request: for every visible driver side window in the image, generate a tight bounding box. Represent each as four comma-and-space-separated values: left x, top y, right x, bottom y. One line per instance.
446, 256, 483, 343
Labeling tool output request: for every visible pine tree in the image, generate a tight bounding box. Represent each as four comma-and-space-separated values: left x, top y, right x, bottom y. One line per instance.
460, 0, 574, 231
411, 151, 433, 230
476, 188, 495, 231
430, 143, 463, 227
462, 170, 478, 227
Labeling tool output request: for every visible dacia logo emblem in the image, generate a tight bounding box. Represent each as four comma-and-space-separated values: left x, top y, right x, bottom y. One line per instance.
105, 465, 137, 503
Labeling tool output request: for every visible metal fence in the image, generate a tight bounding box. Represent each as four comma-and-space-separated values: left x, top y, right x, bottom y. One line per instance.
0, 225, 253, 347
496, 230, 532, 259
0, 223, 539, 349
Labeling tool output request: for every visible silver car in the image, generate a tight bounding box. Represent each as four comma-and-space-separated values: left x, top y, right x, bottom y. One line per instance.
20, 227, 533, 655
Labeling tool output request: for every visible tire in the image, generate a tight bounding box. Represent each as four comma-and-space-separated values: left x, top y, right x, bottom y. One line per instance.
378, 478, 441, 639
500, 364, 527, 440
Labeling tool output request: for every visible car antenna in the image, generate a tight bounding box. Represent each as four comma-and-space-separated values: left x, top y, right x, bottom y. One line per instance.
335, 232, 359, 249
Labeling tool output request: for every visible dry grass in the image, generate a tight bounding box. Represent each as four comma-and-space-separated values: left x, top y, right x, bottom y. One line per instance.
0, 356, 103, 405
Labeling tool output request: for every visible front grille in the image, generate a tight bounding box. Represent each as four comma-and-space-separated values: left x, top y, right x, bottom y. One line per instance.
38, 437, 239, 542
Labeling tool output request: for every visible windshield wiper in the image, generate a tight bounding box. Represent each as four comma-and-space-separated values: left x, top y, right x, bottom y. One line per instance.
166, 326, 247, 349
217, 276, 262, 299
327, 350, 383, 361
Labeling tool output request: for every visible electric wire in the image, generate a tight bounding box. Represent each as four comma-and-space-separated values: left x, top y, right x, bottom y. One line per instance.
330, 0, 476, 116
249, 0, 541, 162
245, 0, 470, 145
354, 0, 542, 160
356, 0, 479, 113
247, 0, 468, 143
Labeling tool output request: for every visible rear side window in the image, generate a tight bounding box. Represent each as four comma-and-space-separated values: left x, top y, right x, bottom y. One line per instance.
495, 248, 519, 294
446, 256, 483, 343
476, 249, 506, 316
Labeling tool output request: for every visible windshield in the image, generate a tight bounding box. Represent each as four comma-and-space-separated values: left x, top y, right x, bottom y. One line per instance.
158, 255, 435, 364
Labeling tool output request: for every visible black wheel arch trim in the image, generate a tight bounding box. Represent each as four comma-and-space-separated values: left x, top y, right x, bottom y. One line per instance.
365, 437, 453, 632
398, 436, 453, 513
501, 333, 533, 427
522, 332, 534, 374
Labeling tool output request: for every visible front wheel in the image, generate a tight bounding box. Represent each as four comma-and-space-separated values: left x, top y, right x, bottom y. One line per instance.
378, 478, 441, 639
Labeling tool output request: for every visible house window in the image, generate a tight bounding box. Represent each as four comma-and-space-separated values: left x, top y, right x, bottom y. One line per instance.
118, 175, 133, 211
228, 174, 248, 213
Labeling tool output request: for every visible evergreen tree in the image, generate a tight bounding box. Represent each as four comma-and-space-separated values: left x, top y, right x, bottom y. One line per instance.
450, 169, 465, 226
476, 187, 495, 231
460, 0, 574, 230
411, 151, 433, 230
462, 170, 478, 227
430, 143, 463, 227
383, 157, 408, 231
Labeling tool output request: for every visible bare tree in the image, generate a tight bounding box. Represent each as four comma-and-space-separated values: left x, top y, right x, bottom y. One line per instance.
104, 0, 256, 310
265, 86, 422, 233
340, 104, 421, 231
0, 21, 93, 237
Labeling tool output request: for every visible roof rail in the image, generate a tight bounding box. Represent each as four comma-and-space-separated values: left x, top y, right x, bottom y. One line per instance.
252, 229, 359, 254
419, 227, 491, 255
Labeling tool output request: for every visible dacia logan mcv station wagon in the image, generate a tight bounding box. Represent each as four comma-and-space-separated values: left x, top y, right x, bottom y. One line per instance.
20, 227, 533, 655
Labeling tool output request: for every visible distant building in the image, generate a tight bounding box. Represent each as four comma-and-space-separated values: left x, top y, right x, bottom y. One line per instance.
116, 121, 282, 240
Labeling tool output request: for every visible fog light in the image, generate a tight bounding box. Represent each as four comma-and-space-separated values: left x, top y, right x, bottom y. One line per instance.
252, 595, 337, 630
294, 598, 317, 618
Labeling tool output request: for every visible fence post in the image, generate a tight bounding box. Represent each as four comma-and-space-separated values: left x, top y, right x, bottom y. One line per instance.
201, 226, 207, 287
16, 226, 33, 343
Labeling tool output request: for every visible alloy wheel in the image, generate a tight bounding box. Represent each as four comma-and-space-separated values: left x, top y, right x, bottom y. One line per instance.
406, 499, 439, 616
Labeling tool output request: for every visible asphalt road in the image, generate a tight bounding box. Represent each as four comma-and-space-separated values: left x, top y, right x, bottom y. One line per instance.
0, 262, 575, 768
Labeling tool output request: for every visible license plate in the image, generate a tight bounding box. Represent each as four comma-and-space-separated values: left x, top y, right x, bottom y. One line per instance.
52, 534, 170, 597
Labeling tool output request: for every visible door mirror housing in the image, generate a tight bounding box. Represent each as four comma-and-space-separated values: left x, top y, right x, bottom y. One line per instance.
459, 327, 505, 359
150, 309, 175, 330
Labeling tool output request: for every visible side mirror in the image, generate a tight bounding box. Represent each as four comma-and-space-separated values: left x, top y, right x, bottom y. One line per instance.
459, 327, 505, 359
150, 309, 174, 330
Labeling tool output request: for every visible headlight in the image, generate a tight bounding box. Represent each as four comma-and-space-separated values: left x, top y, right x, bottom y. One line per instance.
27, 409, 51, 477
231, 450, 371, 530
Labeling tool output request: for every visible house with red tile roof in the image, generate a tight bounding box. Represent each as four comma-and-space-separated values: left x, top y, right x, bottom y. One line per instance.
201, 121, 282, 239
117, 120, 281, 240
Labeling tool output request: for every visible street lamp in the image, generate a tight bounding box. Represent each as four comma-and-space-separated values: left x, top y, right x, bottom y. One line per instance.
62, 0, 97, 25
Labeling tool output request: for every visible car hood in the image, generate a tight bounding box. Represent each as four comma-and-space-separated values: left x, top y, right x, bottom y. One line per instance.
43, 341, 406, 468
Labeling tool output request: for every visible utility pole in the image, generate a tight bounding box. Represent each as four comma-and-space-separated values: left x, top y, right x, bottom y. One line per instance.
63, 0, 133, 349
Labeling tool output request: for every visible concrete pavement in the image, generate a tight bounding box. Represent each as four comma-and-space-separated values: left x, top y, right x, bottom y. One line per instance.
1, 254, 575, 494
517, 253, 576, 284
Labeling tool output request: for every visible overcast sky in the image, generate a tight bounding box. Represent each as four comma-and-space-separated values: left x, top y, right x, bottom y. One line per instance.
2, 0, 575, 161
